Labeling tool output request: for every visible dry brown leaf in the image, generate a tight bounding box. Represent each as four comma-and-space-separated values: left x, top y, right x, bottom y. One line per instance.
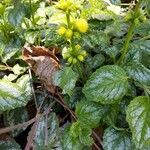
22, 45, 60, 93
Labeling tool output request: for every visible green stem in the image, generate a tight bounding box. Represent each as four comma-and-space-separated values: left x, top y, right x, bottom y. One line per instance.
66, 11, 70, 28
117, 0, 142, 64
76, 62, 84, 80
29, 0, 35, 25
139, 35, 150, 41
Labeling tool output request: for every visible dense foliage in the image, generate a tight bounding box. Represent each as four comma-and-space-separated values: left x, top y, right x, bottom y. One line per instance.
0, 0, 150, 149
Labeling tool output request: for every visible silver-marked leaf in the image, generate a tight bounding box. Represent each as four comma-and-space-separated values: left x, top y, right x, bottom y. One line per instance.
109, 0, 121, 5
131, 40, 150, 54
33, 113, 62, 150
126, 63, 150, 86
3, 107, 29, 137
17, 74, 32, 100
103, 127, 133, 150
0, 138, 21, 150
75, 100, 107, 128
0, 75, 31, 111
8, 3, 26, 26
53, 67, 78, 96
83, 65, 128, 104
126, 96, 150, 149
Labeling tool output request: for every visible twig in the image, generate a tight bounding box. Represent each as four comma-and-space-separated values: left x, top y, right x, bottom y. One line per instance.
55, 92, 101, 150
24, 102, 55, 150
25, 118, 39, 150
0, 117, 36, 135
92, 131, 102, 146
55, 93, 77, 120
45, 114, 48, 147
28, 68, 38, 109
93, 143, 101, 150
0, 103, 54, 135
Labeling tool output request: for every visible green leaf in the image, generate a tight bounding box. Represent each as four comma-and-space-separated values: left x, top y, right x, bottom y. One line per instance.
33, 113, 62, 149
83, 65, 128, 104
103, 46, 119, 60
103, 104, 119, 126
24, 31, 40, 44
0, 4, 5, 15
132, 40, 150, 54
109, 0, 121, 5
70, 122, 93, 146
8, 3, 26, 26
3, 74, 18, 82
0, 138, 21, 150
82, 31, 109, 53
53, 67, 78, 96
0, 75, 31, 111
64, 87, 83, 108
62, 125, 83, 150
103, 127, 133, 150
126, 63, 150, 86
86, 54, 105, 69
12, 64, 26, 75
75, 100, 107, 128
2, 39, 22, 63
135, 21, 150, 37
126, 96, 150, 149
3, 107, 29, 137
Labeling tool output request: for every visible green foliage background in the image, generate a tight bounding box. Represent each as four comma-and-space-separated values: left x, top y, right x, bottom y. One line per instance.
0, 0, 150, 149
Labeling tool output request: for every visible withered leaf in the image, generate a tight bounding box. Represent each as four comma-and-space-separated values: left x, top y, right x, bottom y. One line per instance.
22, 45, 60, 93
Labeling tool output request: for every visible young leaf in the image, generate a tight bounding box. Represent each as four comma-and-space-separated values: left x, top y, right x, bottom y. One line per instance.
53, 67, 78, 96
75, 100, 107, 128
103, 127, 133, 150
0, 75, 31, 111
126, 96, 150, 149
83, 65, 128, 104
126, 63, 150, 86
70, 121, 93, 146
62, 125, 83, 150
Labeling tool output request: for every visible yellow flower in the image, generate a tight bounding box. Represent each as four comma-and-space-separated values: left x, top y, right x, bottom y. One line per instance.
55, 0, 72, 11
75, 19, 88, 33
57, 26, 66, 35
65, 29, 73, 39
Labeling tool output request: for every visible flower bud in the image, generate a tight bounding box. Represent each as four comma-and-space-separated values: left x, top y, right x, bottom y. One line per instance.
75, 44, 81, 52
68, 57, 73, 63
77, 55, 84, 61
80, 50, 87, 57
72, 58, 77, 64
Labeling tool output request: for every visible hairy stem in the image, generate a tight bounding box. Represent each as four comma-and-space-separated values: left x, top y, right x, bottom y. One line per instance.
118, 0, 142, 64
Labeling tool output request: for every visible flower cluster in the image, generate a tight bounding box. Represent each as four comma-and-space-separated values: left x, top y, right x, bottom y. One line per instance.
62, 45, 87, 64
54, 0, 88, 64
